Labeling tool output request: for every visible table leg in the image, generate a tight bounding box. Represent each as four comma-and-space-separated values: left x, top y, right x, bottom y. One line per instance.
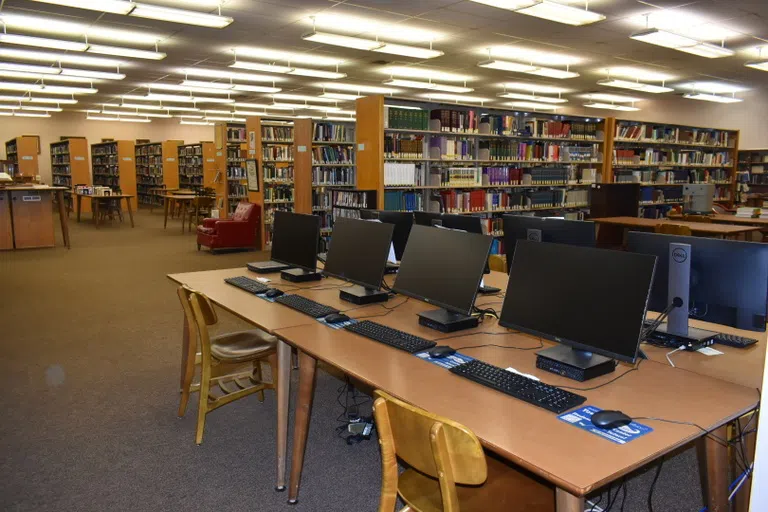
93, 199, 100, 228
275, 340, 292, 492
125, 197, 135, 228
180, 201, 187, 234
56, 190, 70, 249
733, 413, 758, 512
556, 488, 584, 512
287, 350, 317, 504
164, 198, 170, 229
698, 425, 729, 512
76, 194, 82, 223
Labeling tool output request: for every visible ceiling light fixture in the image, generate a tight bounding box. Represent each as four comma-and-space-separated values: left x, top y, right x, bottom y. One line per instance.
323, 116, 356, 122
20, 105, 61, 112
584, 102, 641, 111
0, 33, 165, 60
745, 60, 768, 72
180, 119, 213, 125
498, 81, 569, 94
313, 82, 398, 94
180, 67, 280, 83
630, 28, 734, 58
421, 93, 489, 103
497, 92, 567, 103
229, 61, 346, 79
87, 45, 166, 60
271, 103, 341, 112
0, 48, 123, 67
205, 116, 247, 122
478, 58, 578, 79
505, 101, 561, 110
141, 93, 234, 104
383, 79, 474, 93
14, 111, 51, 117
679, 81, 744, 94
0, 12, 160, 44
269, 94, 338, 103
232, 47, 344, 66
319, 92, 362, 100
180, 80, 281, 94
302, 31, 443, 59
378, 66, 472, 82
597, 78, 673, 94
145, 83, 237, 95
29, 96, 77, 104
514, 1, 606, 26
682, 93, 742, 104
0, 82, 97, 94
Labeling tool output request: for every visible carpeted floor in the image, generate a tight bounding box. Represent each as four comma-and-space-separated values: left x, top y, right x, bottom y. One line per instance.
0, 210, 707, 512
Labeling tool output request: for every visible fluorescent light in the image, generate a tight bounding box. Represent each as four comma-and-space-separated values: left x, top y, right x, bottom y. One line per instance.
272, 103, 341, 112
485, 45, 580, 66
303, 31, 383, 51
384, 104, 422, 110
320, 92, 362, 100
584, 102, 640, 111
128, 4, 233, 28
0, 13, 161, 44
118, 117, 152, 123
602, 67, 675, 82
270, 94, 338, 103
0, 34, 88, 51
289, 68, 346, 79
205, 116, 246, 122
143, 93, 234, 104
0, 82, 96, 94
308, 13, 441, 43
499, 82, 569, 94
87, 45, 166, 60
497, 92, 567, 103
202, 109, 232, 114
0, 70, 100, 83
583, 93, 641, 103
118, 103, 164, 110
0, 105, 20, 110
323, 116, 356, 122
383, 79, 474, 93
746, 60, 768, 72
478, 59, 537, 73
597, 78, 673, 94
679, 81, 745, 94
20, 105, 61, 112
0, 62, 61, 74
506, 101, 561, 110
146, 83, 237, 95
28, 0, 134, 14
180, 80, 280, 94
60, 69, 125, 80
515, 1, 606, 26
313, 82, 398, 94
29, 97, 77, 104
161, 105, 201, 112
527, 67, 579, 79
0, 112, 12, 116
683, 93, 742, 104
229, 61, 346, 79
630, 29, 699, 49
0, 48, 123, 67
177, 114, 204, 118
102, 109, 170, 118
676, 43, 734, 58
181, 67, 280, 83
628, 12, 739, 42
14, 112, 51, 117
232, 47, 344, 66
421, 93, 489, 103
87, 115, 120, 121
181, 120, 213, 126
0, 95, 29, 102
469, 0, 536, 8
372, 43, 443, 59
379, 66, 473, 82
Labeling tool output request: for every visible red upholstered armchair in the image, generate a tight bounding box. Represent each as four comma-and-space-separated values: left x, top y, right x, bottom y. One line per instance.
197, 202, 260, 252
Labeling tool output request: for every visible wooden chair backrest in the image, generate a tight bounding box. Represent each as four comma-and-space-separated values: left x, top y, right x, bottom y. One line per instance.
373, 391, 487, 511
488, 254, 506, 273
656, 223, 692, 236
683, 214, 712, 223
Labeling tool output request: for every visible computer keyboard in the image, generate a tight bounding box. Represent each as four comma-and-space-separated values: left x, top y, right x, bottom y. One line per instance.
478, 285, 501, 294
714, 333, 758, 349
449, 360, 586, 414
224, 276, 270, 294
274, 294, 339, 318
344, 320, 436, 354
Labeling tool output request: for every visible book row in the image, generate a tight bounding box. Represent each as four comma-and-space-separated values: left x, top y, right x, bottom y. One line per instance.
612, 149, 732, 166
227, 127, 246, 142
615, 123, 732, 147
314, 122, 353, 142
312, 145, 354, 164
313, 167, 355, 186
136, 144, 162, 156
333, 190, 373, 209
263, 145, 293, 161
262, 126, 293, 142
264, 165, 294, 182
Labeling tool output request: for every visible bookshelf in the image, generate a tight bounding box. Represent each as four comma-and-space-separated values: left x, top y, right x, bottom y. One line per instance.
612, 120, 739, 211
737, 149, 768, 205
135, 140, 182, 207
91, 140, 137, 209
5, 135, 39, 178
311, 120, 356, 240
219, 122, 248, 217
50, 138, 90, 213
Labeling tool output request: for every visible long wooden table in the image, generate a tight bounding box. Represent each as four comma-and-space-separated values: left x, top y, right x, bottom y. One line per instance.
75, 192, 135, 228
161, 194, 197, 233
668, 213, 768, 228
591, 216, 761, 239
168, 267, 762, 512
0, 185, 70, 249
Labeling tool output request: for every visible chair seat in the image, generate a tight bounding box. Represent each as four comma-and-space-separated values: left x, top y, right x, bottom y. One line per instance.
210, 330, 277, 363
399, 454, 554, 512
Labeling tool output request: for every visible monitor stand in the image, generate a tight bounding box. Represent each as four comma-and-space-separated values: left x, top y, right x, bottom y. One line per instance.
281, 268, 322, 283
340, 285, 389, 305
536, 345, 616, 382
418, 309, 479, 333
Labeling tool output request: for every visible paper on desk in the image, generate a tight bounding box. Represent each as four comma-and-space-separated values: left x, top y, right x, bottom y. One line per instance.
697, 346, 724, 356
256, 277, 270, 283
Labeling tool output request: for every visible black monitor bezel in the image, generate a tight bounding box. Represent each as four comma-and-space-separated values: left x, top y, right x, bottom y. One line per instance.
321, 217, 394, 291
271, 211, 321, 272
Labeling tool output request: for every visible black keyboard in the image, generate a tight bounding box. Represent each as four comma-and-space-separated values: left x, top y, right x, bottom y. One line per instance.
478, 285, 501, 294
714, 333, 758, 349
344, 320, 436, 354
274, 294, 339, 318
225, 276, 270, 294
449, 360, 586, 414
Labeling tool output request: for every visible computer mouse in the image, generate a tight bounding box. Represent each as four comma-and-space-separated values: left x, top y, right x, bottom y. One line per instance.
265, 289, 284, 298
591, 410, 632, 430
428, 345, 456, 359
325, 313, 350, 324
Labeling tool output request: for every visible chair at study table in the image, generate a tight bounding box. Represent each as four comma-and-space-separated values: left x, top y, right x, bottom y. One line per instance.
655, 223, 692, 236
373, 390, 553, 512
488, 254, 506, 273
177, 285, 278, 444
682, 214, 712, 223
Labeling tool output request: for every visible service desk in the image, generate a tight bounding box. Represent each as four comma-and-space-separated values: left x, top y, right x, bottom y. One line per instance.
0, 185, 69, 249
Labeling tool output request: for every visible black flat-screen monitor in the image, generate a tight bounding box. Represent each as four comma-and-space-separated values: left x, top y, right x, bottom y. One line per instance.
323, 217, 394, 290
437, 214, 490, 274
414, 211, 442, 227
360, 210, 413, 261
627, 232, 768, 332
271, 211, 321, 271
503, 215, 596, 272
393, 224, 492, 315
500, 241, 657, 363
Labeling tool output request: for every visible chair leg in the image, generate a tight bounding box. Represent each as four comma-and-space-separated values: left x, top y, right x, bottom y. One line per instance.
254, 361, 265, 402
195, 360, 212, 445
178, 321, 197, 418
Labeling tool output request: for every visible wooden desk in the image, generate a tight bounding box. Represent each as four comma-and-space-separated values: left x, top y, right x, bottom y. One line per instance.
75, 193, 135, 228
0, 185, 70, 249
591, 216, 761, 239
161, 194, 196, 233
669, 212, 768, 228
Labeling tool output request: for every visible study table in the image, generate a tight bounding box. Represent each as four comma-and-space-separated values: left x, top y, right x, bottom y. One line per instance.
0, 185, 70, 249
668, 212, 768, 228
591, 216, 761, 239
75, 192, 135, 228
161, 194, 197, 233
168, 267, 762, 512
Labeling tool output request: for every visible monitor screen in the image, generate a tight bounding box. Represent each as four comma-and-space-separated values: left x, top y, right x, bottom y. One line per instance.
503, 215, 596, 273
271, 211, 321, 271
393, 224, 492, 315
323, 217, 394, 290
414, 211, 442, 227
500, 241, 657, 363
627, 232, 768, 332
372, 211, 413, 262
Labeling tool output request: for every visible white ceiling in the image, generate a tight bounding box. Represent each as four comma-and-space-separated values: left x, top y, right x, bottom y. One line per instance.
1, 0, 767, 117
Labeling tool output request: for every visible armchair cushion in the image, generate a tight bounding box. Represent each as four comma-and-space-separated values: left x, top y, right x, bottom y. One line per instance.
196, 202, 260, 250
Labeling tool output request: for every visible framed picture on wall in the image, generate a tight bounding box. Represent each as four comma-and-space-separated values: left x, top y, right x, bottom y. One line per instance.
246, 159, 259, 192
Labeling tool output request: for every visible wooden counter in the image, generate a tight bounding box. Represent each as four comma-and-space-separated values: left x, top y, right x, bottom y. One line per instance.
0, 185, 69, 249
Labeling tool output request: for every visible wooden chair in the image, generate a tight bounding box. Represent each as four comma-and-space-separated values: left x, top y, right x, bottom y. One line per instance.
682, 214, 712, 223
488, 254, 506, 273
655, 223, 692, 236
373, 390, 553, 512
177, 285, 278, 444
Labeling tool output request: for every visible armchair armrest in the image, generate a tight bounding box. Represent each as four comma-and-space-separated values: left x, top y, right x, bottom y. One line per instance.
201, 218, 219, 228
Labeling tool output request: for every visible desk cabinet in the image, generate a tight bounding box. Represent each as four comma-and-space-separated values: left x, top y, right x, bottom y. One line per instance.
11, 190, 54, 248
0, 192, 12, 250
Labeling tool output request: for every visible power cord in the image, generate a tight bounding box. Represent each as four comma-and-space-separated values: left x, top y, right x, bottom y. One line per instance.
647, 458, 664, 512
665, 346, 685, 367
334, 377, 374, 445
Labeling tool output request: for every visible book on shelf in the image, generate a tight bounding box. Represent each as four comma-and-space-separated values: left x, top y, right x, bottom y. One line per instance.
428, 136, 475, 160
262, 144, 293, 161
264, 164, 294, 182
522, 119, 598, 140
435, 188, 589, 213
615, 123, 731, 147
314, 122, 353, 142
477, 141, 600, 162
332, 190, 373, 209
262, 126, 293, 141
313, 166, 355, 186
385, 134, 424, 159
227, 127, 246, 142
263, 186, 293, 201
384, 106, 429, 130
312, 145, 354, 164
384, 162, 436, 187
612, 148, 731, 166
430, 109, 478, 133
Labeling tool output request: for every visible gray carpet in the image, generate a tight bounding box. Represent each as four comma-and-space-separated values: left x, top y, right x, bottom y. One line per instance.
0, 210, 706, 511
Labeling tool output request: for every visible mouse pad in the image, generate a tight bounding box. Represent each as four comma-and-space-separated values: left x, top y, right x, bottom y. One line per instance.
558, 406, 653, 445
317, 317, 357, 330
415, 351, 474, 369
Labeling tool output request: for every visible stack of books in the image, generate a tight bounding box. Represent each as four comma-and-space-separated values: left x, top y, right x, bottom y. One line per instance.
736, 207, 760, 218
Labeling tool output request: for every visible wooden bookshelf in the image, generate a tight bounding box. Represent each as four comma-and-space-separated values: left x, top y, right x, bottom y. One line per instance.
311, 120, 356, 238
51, 138, 90, 213
135, 140, 182, 208
737, 148, 768, 204
355, 96, 602, 219
611, 120, 739, 210
91, 140, 137, 209
214, 122, 248, 217
6, 135, 39, 178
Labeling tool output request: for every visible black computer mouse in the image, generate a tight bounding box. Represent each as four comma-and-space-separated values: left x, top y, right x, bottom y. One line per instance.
428, 345, 456, 359
265, 289, 284, 298
591, 410, 632, 430
325, 313, 350, 324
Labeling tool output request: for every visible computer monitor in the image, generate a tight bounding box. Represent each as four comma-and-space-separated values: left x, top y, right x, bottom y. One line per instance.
500, 240, 656, 368
361, 210, 413, 262
271, 211, 321, 272
394, 224, 492, 332
323, 217, 394, 300
627, 232, 768, 332
437, 214, 491, 276
414, 211, 442, 227
502, 215, 596, 273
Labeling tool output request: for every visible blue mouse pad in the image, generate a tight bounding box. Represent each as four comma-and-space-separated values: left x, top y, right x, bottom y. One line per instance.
317, 317, 357, 330
415, 351, 474, 369
558, 406, 653, 445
